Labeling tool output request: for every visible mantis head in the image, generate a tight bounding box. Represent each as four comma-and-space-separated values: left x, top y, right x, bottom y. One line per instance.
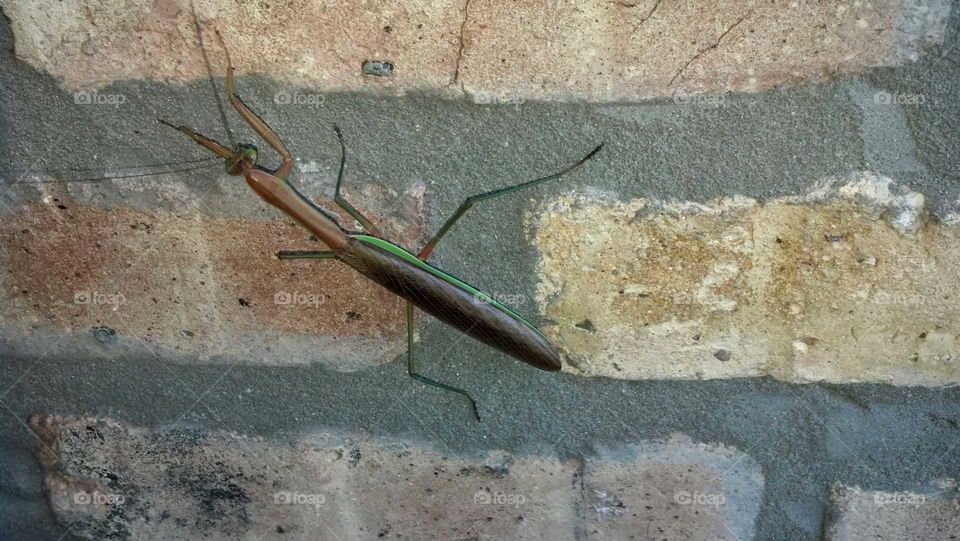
225, 145, 258, 175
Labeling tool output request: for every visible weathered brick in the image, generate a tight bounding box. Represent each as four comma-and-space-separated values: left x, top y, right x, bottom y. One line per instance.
827, 482, 960, 540
580, 436, 763, 540
30, 415, 763, 540
0, 181, 426, 369
0, 0, 951, 100
1, 0, 466, 94
530, 172, 959, 385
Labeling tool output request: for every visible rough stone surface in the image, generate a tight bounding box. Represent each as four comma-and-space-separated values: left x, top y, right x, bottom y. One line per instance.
0, 183, 427, 370
1, 0, 466, 94
1, 4, 959, 541
0, 0, 952, 100
29, 415, 763, 540
579, 438, 763, 540
531, 172, 959, 386
827, 481, 960, 540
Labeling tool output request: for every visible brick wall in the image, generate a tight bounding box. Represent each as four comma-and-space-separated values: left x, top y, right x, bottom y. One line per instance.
1, 1, 957, 539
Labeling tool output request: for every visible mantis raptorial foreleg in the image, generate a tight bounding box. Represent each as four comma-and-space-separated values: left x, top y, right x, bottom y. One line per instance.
216, 29, 295, 181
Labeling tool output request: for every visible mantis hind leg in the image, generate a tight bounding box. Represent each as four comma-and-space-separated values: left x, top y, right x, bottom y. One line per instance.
331, 126, 381, 236
405, 301, 480, 421
417, 144, 603, 260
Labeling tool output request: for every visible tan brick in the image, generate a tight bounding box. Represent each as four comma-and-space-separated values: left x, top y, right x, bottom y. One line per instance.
580, 435, 763, 540
30, 415, 763, 540
1, 0, 465, 94
529, 172, 960, 385
827, 482, 960, 540
0, 182, 426, 369
1, 0, 951, 100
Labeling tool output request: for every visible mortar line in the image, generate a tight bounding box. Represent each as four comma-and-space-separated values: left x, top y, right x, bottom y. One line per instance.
783, 384, 887, 486
1, 333, 65, 400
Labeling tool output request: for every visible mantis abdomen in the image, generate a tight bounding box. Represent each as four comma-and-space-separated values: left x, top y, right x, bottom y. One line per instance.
338, 236, 562, 372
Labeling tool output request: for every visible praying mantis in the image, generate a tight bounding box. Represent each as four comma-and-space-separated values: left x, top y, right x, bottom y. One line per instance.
21, 27, 603, 421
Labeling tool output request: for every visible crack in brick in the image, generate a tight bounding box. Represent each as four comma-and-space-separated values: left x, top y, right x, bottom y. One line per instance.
450, 0, 473, 89
571, 456, 589, 538
629, 0, 662, 34
668, 11, 752, 87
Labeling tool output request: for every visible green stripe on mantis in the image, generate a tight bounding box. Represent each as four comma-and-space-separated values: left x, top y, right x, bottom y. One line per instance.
352, 235, 547, 339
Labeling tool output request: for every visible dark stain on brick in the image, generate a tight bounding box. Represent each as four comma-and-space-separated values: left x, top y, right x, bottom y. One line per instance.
457, 464, 509, 479
189, 470, 251, 526
575, 319, 596, 332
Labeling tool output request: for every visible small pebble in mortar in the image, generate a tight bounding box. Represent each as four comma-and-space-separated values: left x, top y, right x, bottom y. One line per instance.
362, 60, 395, 77
92, 326, 117, 345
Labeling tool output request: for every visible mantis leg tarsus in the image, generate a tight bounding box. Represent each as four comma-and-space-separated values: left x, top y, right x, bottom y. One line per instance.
276, 250, 337, 260
332, 126, 381, 236
417, 144, 604, 260
405, 302, 480, 421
